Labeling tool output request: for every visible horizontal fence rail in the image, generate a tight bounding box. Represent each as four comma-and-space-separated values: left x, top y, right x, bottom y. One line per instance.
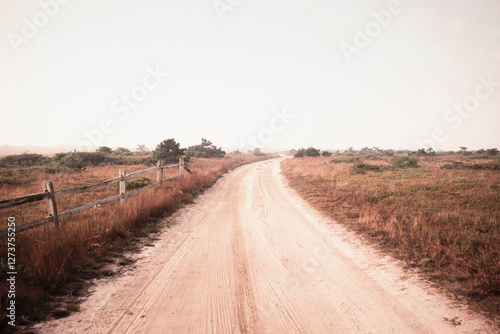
0, 158, 184, 238
0, 192, 49, 209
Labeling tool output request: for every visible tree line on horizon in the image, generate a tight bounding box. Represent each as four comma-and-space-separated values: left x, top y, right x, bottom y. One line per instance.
0, 138, 228, 172
291, 146, 499, 158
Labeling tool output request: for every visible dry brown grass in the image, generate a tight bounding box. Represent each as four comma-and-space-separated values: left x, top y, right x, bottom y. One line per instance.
0, 155, 267, 327
281, 155, 500, 321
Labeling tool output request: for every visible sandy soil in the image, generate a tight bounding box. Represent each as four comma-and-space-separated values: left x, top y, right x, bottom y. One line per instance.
34, 158, 496, 333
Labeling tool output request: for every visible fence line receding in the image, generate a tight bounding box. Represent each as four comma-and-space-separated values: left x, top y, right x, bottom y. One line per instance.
0, 158, 184, 238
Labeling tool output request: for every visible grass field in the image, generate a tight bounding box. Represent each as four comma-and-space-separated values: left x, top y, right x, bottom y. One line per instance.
0, 154, 268, 327
281, 154, 500, 321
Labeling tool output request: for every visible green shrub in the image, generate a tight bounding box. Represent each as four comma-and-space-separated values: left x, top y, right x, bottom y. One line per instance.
63, 152, 85, 169
294, 147, 321, 158
0, 169, 13, 177
138, 157, 157, 166
0, 153, 49, 167
0, 169, 18, 185
252, 148, 265, 156
186, 138, 225, 159
485, 148, 499, 156
126, 177, 151, 190
154, 139, 185, 163
53, 152, 68, 162
112, 147, 133, 156
304, 147, 321, 157
384, 149, 395, 156
351, 166, 366, 174
78, 152, 108, 165
391, 156, 419, 168
97, 146, 113, 154
57, 151, 132, 167
294, 148, 305, 157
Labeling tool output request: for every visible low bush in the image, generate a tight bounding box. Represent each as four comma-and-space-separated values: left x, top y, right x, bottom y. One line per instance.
0, 154, 49, 167
0, 169, 18, 185
126, 177, 152, 190
351, 163, 382, 174
391, 155, 419, 168
294, 147, 321, 158
62, 152, 85, 169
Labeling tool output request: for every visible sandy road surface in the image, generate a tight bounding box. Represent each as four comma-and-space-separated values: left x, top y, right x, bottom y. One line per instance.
37, 158, 495, 333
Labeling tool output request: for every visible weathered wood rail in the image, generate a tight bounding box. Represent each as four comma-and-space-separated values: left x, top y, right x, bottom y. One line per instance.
0, 158, 184, 238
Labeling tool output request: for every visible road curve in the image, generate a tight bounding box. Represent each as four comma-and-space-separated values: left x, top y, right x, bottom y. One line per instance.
37, 158, 495, 333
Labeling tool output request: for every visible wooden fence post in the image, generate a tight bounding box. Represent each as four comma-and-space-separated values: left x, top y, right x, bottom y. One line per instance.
119, 169, 127, 206
157, 160, 163, 183
179, 157, 184, 176
42, 181, 59, 227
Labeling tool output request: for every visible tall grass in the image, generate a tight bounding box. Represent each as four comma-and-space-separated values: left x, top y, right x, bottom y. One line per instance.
281, 155, 500, 321
0, 155, 267, 327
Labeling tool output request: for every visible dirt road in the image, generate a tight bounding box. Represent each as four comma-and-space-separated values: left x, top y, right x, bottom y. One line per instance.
37, 158, 495, 333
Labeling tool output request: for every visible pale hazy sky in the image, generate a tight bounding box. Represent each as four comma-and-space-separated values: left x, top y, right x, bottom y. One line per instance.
1, 0, 499, 151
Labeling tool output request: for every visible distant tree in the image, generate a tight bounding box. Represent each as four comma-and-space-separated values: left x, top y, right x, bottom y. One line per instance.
426, 147, 436, 156
186, 138, 225, 159
113, 147, 132, 156
294, 148, 305, 157
154, 138, 185, 163
304, 147, 321, 157
384, 149, 395, 156
294, 147, 321, 157
486, 148, 499, 156
136, 144, 149, 153
459, 146, 472, 156
417, 148, 427, 156
97, 146, 112, 154
289, 149, 298, 155
321, 151, 332, 157
231, 150, 242, 155
476, 149, 486, 154
252, 147, 265, 156
360, 147, 371, 155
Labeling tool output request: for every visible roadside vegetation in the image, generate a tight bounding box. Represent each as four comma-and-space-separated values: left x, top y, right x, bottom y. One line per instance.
282, 147, 499, 323
0, 139, 271, 329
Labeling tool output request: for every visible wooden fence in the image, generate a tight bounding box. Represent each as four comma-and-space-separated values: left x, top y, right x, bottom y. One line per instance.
0, 158, 184, 238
